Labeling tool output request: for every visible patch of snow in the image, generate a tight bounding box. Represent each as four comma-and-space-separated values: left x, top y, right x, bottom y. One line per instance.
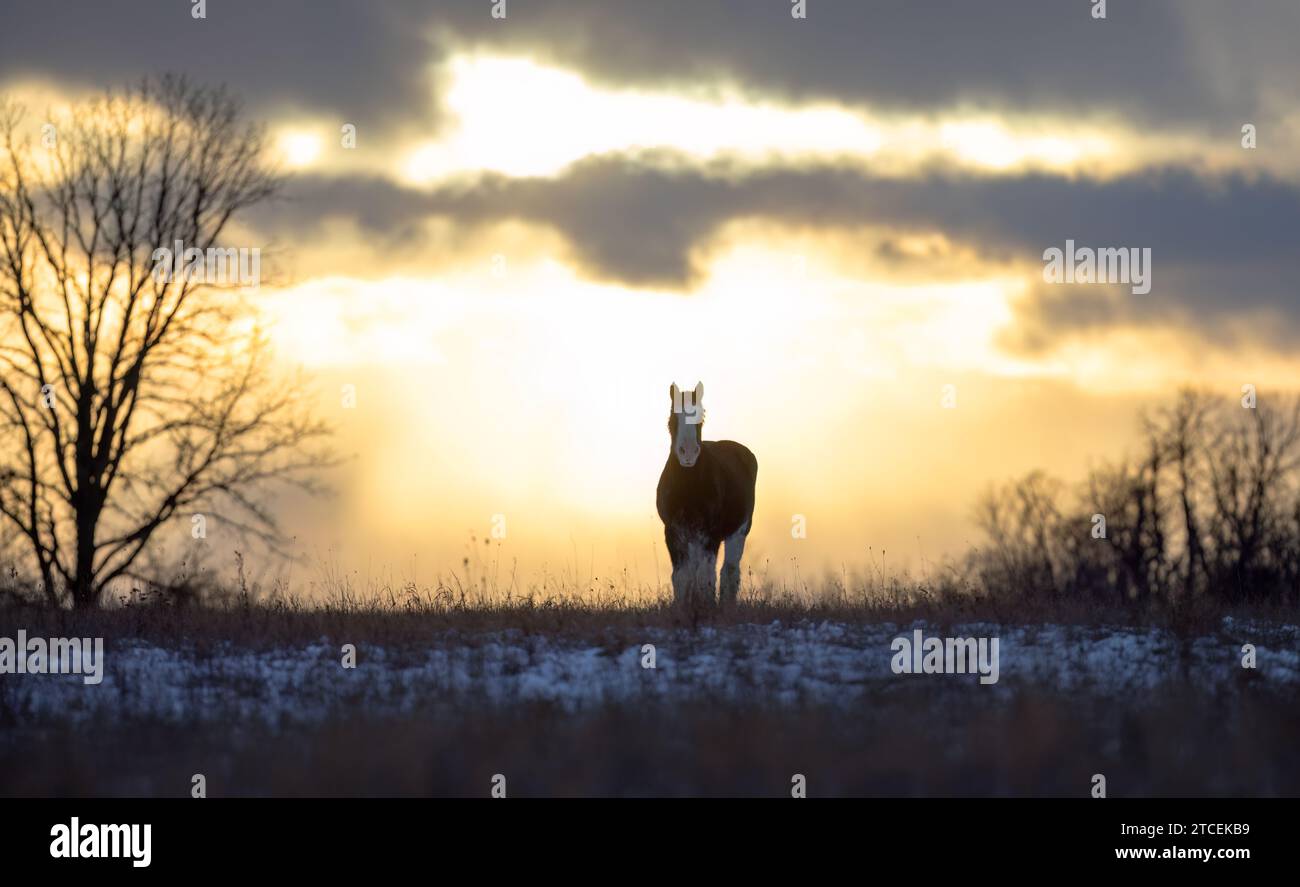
3, 621, 1295, 728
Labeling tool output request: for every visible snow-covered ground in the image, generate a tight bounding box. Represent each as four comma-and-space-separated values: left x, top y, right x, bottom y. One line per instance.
6, 619, 1298, 727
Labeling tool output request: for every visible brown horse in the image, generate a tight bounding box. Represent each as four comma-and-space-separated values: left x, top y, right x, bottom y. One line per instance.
656, 382, 757, 608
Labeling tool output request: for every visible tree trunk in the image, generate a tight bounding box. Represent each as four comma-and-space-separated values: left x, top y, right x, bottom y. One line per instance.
71, 488, 104, 609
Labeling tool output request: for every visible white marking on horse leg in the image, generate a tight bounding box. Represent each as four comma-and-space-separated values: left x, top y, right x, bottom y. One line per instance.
670, 562, 689, 605
672, 542, 700, 606
720, 522, 749, 605
679, 537, 716, 607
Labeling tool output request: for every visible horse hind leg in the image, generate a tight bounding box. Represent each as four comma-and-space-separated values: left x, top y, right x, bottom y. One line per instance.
720, 521, 750, 606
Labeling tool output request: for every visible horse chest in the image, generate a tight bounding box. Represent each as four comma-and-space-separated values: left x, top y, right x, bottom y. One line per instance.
658, 464, 728, 528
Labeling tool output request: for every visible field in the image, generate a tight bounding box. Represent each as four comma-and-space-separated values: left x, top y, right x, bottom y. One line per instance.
3, 581, 1298, 797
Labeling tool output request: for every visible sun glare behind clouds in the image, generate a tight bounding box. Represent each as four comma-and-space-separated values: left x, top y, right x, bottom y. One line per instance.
397, 54, 1150, 183
278, 130, 323, 168
260, 225, 1082, 577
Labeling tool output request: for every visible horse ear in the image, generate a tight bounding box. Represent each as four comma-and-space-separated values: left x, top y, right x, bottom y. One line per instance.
669, 383, 680, 402
694, 382, 704, 403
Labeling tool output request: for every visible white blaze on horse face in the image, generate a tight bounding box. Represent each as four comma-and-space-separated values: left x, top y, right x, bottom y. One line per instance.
674, 415, 700, 467
671, 382, 704, 468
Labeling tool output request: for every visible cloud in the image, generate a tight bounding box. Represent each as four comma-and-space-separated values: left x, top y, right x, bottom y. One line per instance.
0, 0, 465, 132
247, 154, 1300, 361
11, 0, 1298, 354
6, 1, 1300, 138
432, 0, 1294, 130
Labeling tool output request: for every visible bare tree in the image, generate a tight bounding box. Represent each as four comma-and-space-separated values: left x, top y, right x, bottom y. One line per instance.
972, 471, 1065, 598
0, 76, 331, 608
1202, 396, 1300, 601
972, 390, 1300, 605
1145, 390, 1211, 598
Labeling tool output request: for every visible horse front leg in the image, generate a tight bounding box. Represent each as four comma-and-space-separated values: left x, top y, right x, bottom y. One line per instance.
691, 538, 722, 608
686, 538, 720, 611
666, 526, 692, 606
667, 528, 717, 610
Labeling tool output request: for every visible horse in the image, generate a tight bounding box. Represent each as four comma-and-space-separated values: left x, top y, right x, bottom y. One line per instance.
656, 382, 758, 609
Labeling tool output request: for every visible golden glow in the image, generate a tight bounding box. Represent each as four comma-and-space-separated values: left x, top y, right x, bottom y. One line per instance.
256, 215, 1300, 580
277, 130, 323, 168
403, 55, 885, 180
937, 119, 1114, 171
390, 54, 1225, 184
260, 229, 1092, 574
194, 54, 1297, 187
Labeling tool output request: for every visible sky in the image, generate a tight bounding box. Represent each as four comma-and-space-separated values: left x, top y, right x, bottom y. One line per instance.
3, 0, 1299, 594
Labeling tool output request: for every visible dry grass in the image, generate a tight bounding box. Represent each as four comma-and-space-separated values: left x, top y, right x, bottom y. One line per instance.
1, 570, 1291, 650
